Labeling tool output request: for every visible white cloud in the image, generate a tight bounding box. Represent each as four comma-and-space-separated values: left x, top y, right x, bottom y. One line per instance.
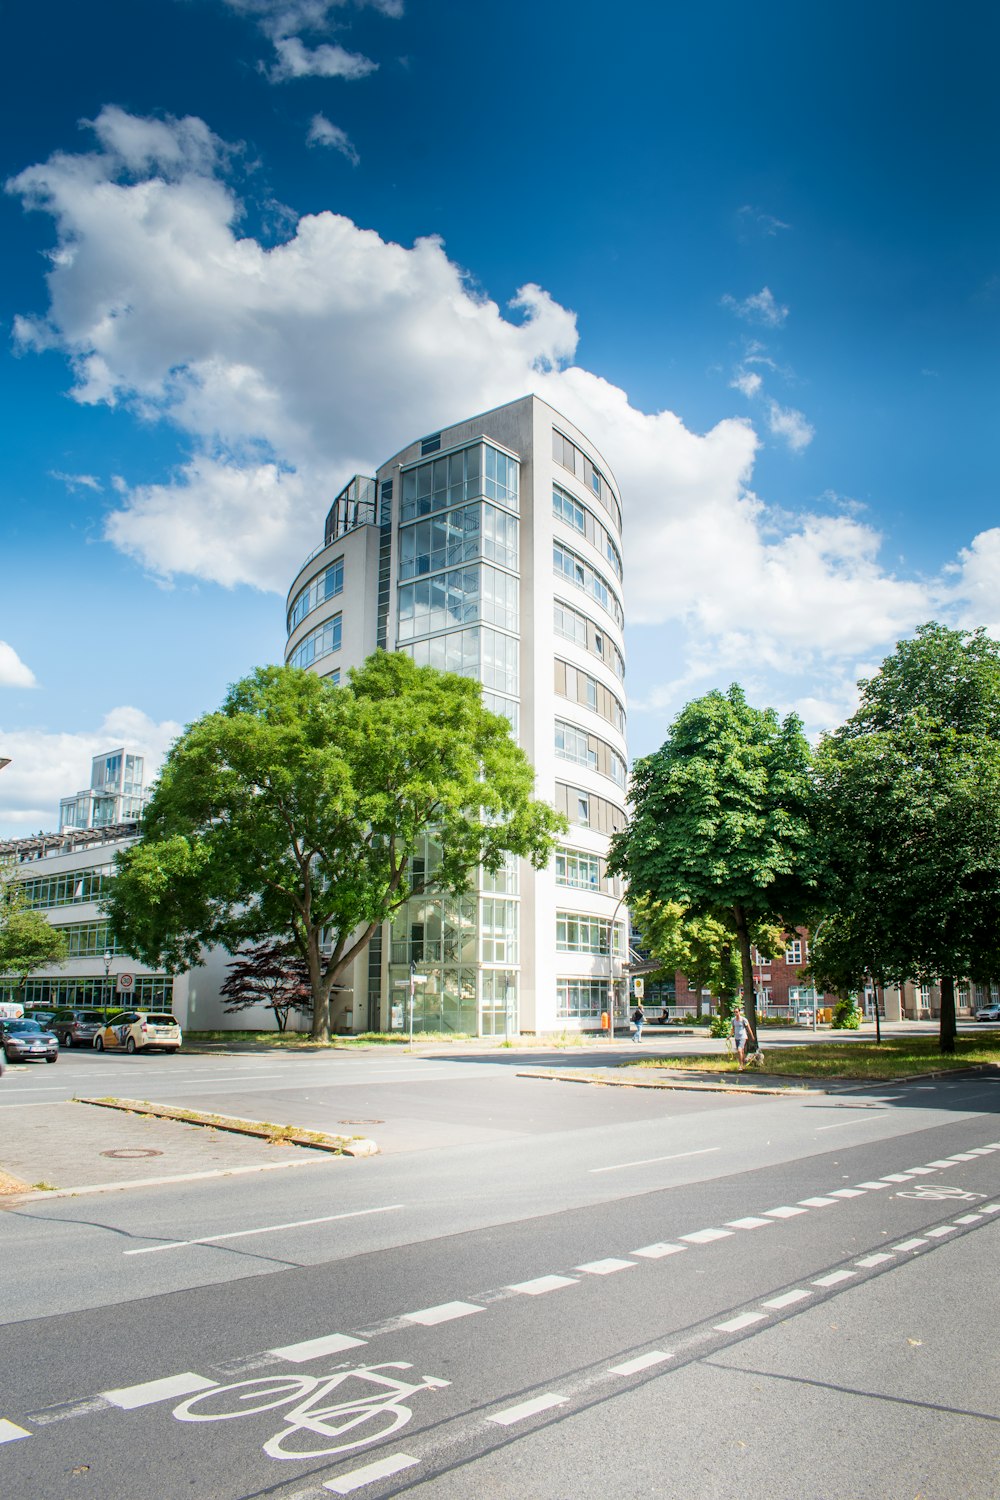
6, 107, 981, 725
0, 708, 181, 837
767, 400, 815, 452
737, 205, 791, 238
50, 470, 103, 492
307, 113, 360, 164
731, 369, 762, 399
722, 286, 789, 327
270, 36, 377, 80
0, 644, 37, 690
949, 528, 1000, 635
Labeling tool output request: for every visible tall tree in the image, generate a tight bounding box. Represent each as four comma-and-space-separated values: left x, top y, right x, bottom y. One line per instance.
106, 654, 564, 1040
609, 685, 824, 1037
0, 869, 68, 999
816, 623, 1000, 1053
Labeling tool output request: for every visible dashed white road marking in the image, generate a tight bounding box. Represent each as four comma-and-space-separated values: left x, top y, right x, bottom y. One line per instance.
856, 1253, 894, 1267
489, 1393, 567, 1426
102, 1372, 215, 1409
0, 1420, 31, 1444
904, 1167, 937, 1175
324, 1454, 420, 1493
953, 1214, 983, 1225
982, 1203, 1000, 1212
881, 1173, 915, 1183
856, 1181, 891, 1190
765, 1206, 808, 1219
925, 1225, 958, 1238
271, 1333, 366, 1363
829, 1188, 866, 1198
609, 1351, 671, 1376
947, 1153, 977, 1162
762, 1289, 812, 1310
680, 1228, 733, 1245
927, 1160, 958, 1168
403, 1302, 484, 1326
589, 1147, 721, 1174
798, 1196, 837, 1208
726, 1216, 775, 1229
124, 1204, 404, 1255
714, 1312, 767, 1333
508, 1275, 577, 1296
631, 1242, 687, 1258
811, 1270, 856, 1287
968, 1147, 995, 1155
576, 1258, 636, 1276
894, 1238, 928, 1251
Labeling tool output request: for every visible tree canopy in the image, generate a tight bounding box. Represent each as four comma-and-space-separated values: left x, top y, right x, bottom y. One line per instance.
815, 623, 1000, 1052
106, 653, 564, 1039
0, 869, 68, 993
609, 684, 824, 1033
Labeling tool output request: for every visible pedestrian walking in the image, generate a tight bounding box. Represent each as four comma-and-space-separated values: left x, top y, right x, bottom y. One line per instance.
733, 1005, 754, 1068
631, 1002, 646, 1043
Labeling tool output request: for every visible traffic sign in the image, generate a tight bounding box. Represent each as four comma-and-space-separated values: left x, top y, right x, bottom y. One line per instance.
117, 973, 134, 991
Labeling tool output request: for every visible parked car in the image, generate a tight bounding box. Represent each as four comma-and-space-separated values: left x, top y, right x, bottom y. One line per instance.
0, 1018, 59, 1063
93, 1011, 182, 1055
975, 1003, 1000, 1022
24, 1008, 58, 1027
50, 1008, 110, 1048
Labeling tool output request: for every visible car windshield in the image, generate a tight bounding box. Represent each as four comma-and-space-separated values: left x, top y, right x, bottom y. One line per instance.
147, 1014, 179, 1026
7, 1021, 43, 1034
80, 1012, 105, 1023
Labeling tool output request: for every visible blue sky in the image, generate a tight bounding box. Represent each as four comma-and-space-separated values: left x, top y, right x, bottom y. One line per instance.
1, 0, 998, 834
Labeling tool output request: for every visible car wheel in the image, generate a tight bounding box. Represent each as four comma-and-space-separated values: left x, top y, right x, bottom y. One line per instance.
125, 1036, 137, 1055
167, 1048, 180, 1055
94, 1035, 104, 1051
66, 1034, 75, 1048
45, 1054, 57, 1063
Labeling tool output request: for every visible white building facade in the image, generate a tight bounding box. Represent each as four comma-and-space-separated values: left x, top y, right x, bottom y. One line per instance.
285, 395, 629, 1036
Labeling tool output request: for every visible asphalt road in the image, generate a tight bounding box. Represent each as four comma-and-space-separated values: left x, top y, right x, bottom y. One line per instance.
2, 1048, 999, 1498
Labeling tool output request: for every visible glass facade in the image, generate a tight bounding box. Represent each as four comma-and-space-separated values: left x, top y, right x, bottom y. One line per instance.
18, 864, 115, 909
553, 541, 624, 627
555, 848, 602, 890
556, 977, 608, 1020
555, 913, 624, 956
397, 564, 518, 638
289, 614, 342, 670
288, 557, 344, 632
401, 442, 518, 522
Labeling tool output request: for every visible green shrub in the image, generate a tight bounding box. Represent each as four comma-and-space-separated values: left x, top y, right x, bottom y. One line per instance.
832, 999, 861, 1030
710, 1013, 732, 1039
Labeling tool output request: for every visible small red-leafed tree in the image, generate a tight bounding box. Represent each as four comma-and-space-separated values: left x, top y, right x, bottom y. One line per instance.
219, 942, 312, 1032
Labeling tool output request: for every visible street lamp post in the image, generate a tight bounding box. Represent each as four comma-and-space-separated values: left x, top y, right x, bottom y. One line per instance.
103, 949, 112, 1007
605, 884, 628, 1045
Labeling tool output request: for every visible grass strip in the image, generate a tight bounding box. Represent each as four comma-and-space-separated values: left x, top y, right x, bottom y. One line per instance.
628, 1036, 1000, 1081
75, 1097, 378, 1155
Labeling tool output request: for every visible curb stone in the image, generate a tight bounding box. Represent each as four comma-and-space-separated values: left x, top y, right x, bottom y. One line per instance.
76, 1096, 379, 1156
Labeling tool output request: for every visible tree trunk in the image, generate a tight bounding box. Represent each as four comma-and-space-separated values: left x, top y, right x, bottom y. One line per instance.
731, 904, 758, 1042
872, 977, 882, 1045
939, 975, 957, 1055
308, 932, 329, 1042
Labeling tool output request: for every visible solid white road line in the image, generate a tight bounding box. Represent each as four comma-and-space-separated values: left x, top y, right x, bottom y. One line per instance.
508, 1275, 578, 1296
0, 1420, 31, 1444
726, 1216, 775, 1229
102, 1372, 215, 1410
680, 1228, 733, 1244
762, 1289, 812, 1309
765, 1206, 808, 1219
589, 1147, 721, 1174
576, 1258, 636, 1276
855, 1252, 894, 1267
811, 1270, 856, 1287
815, 1115, 888, 1130
489, 1393, 567, 1426
894, 1238, 928, 1251
324, 1454, 420, 1493
123, 1204, 403, 1255
798, 1197, 837, 1207
714, 1312, 767, 1333
271, 1334, 366, 1363
609, 1351, 671, 1376
403, 1302, 483, 1326
36, 1158, 332, 1202
631, 1242, 687, 1259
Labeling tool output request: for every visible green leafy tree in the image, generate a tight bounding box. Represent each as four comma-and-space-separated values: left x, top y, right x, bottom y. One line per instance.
633, 897, 783, 1015
816, 623, 1000, 1054
610, 685, 824, 1037
0, 869, 68, 998
106, 654, 564, 1040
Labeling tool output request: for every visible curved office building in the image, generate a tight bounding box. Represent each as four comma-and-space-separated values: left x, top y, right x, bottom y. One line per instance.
285, 394, 628, 1036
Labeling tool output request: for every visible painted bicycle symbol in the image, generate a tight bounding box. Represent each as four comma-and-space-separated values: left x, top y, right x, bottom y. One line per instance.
173, 1361, 450, 1460
895, 1184, 984, 1202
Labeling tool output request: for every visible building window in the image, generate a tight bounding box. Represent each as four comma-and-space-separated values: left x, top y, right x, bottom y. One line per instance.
401, 443, 518, 523
553, 485, 586, 533
556, 978, 607, 1019
421, 434, 441, 455
785, 939, 803, 965
555, 720, 597, 770
556, 912, 623, 956
555, 848, 602, 890
481, 898, 518, 963
553, 541, 624, 627
576, 794, 590, 826
288, 614, 342, 670
288, 557, 345, 632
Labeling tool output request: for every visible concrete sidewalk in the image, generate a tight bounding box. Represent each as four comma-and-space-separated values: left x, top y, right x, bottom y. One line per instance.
0, 1100, 331, 1200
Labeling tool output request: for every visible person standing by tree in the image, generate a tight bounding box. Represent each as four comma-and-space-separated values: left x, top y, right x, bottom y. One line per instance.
732, 1004, 753, 1068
